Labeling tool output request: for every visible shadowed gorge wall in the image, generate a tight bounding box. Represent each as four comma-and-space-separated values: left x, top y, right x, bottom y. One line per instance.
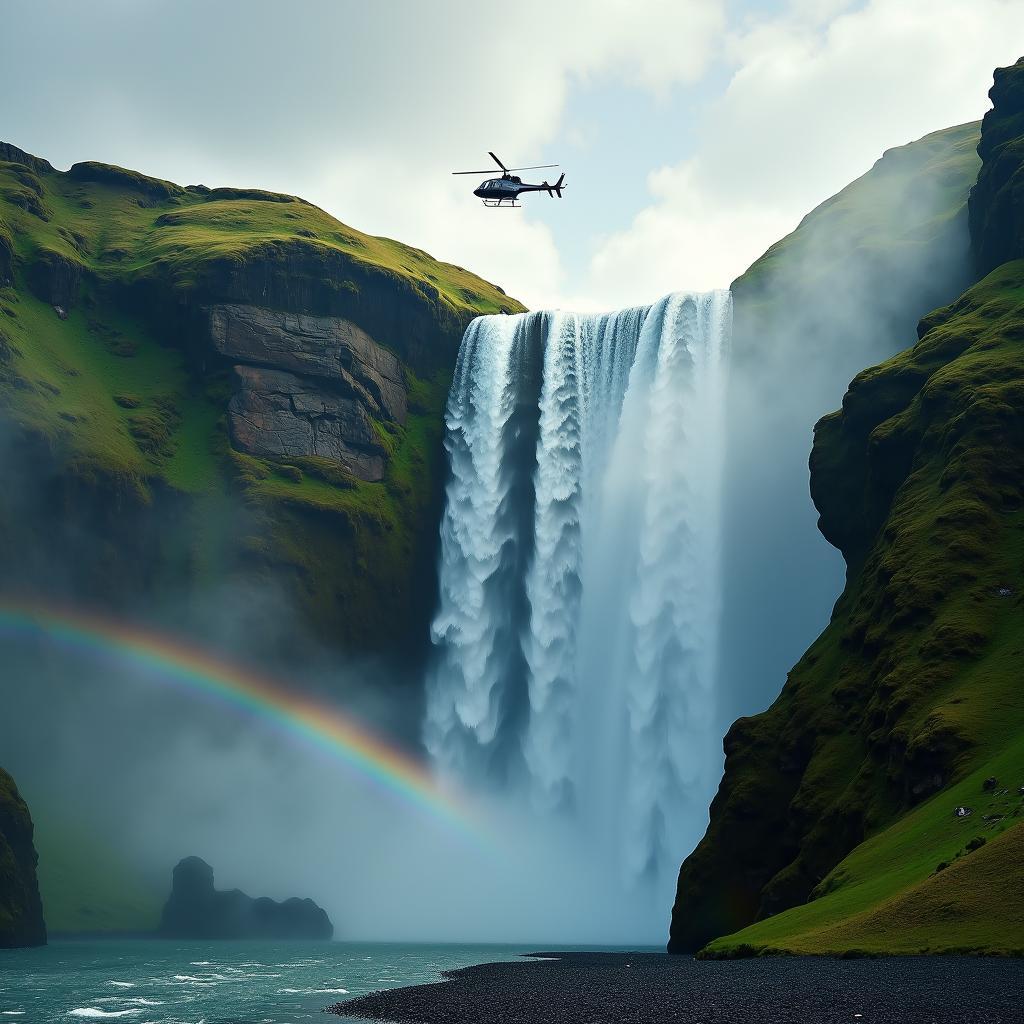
670, 60, 1024, 957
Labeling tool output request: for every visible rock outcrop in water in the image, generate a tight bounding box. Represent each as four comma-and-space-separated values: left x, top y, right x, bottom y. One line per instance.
158, 856, 333, 940
0, 767, 46, 948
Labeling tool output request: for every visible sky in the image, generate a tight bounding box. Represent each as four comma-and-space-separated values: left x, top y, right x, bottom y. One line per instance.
2, 0, 1024, 310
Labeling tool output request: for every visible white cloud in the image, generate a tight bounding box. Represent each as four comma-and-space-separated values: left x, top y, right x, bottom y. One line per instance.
0, 0, 726, 310
583, 0, 1024, 307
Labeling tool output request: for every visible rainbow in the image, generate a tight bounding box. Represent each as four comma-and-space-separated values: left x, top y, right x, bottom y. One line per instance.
0, 598, 483, 843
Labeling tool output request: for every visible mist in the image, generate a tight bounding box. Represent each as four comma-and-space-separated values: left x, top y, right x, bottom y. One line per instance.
0, 635, 674, 944
715, 127, 979, 733
0, 396, 669, 943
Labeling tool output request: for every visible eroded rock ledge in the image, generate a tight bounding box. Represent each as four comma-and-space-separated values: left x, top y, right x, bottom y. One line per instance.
0, 767, 46, 948
230, 365, 386, 481
208, 303, 408, 481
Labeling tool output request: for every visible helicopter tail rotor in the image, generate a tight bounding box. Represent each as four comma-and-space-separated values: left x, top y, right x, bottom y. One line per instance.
550, 172, 565, 198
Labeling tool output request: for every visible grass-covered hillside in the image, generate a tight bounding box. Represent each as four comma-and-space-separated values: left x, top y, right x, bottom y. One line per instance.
670, 60, 1024, 957
0, 142, 523, 656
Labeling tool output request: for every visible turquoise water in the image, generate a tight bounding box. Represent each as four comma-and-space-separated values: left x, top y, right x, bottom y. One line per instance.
0, 939, 542, 1023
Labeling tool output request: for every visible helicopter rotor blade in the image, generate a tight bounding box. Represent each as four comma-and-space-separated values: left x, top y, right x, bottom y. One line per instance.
504, 164, 559, 171
451, 169, 501, 175
488, 151, 508, 171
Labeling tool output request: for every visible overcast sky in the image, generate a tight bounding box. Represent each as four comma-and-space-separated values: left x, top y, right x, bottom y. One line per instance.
2, 0, 1023, 310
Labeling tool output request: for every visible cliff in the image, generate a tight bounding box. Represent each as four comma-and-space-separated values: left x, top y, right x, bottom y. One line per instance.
669, 58, 1024, 957
0, 143, 523, 657
0, 767, 46, 947
158, 856, 332, 940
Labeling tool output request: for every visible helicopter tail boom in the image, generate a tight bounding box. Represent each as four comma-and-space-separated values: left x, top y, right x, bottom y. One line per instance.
544, 172, 566, 198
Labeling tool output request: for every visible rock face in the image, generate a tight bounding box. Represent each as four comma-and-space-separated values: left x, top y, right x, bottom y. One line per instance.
0, 767, 46, 948
158, 856, 333, 940
210, 303, 406, 481
969, 57, 1024, 274
210, 304, 407, 423
229, 365, 386, 481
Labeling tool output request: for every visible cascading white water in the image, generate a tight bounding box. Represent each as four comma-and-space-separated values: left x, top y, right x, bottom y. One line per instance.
426, 291, 731, 899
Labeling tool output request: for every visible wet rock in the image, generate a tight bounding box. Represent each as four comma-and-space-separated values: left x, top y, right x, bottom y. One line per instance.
228, 365, 386, 481
953, 805, 973, 817
209, 303, 407, 423
158, 856, 332, 940
0, 767, 46, 948
53, 305, 67, 320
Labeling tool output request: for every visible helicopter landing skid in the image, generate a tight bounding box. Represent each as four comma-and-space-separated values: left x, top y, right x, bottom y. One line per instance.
481, 198, 521, 208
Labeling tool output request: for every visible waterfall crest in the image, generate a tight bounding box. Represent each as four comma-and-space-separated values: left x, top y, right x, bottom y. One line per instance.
426, 291, 731, 891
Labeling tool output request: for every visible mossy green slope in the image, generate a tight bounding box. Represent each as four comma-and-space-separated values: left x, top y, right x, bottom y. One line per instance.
0, 143, 523, 655
696, 295, 1024, 949
670, 60, 1024, 957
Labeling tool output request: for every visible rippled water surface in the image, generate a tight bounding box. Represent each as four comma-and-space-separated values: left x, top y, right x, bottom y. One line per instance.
0, 939, 540, 1023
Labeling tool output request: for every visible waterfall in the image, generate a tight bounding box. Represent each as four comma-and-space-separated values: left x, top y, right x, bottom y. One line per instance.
426, 291, 731, 892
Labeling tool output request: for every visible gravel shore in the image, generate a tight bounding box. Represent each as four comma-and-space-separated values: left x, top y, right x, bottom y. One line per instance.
327, 950, 1024, 1023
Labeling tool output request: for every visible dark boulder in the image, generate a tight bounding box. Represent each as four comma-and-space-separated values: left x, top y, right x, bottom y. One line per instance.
158, 856, 333, 940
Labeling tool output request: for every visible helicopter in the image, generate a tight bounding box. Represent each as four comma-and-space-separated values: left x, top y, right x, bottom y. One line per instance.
453, 152, 565, 207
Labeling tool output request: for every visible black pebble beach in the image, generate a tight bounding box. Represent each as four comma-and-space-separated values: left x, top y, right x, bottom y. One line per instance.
327, 951, 1024, 1024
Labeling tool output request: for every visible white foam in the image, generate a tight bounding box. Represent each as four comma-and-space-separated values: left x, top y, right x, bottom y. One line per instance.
278, 987, 349, 995
106, 983, 134, 989
68, 1011, 143, 1019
